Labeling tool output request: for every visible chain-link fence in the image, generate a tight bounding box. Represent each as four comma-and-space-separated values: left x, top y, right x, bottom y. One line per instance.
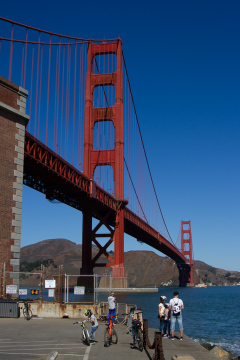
0, 263, 128, 305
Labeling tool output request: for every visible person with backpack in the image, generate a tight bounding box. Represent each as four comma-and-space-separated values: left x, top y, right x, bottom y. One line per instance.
168, 291, 184, 341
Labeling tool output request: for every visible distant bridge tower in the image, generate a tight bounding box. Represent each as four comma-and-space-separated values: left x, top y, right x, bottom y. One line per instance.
81, 39, 127, 284
178, 220, 194, 286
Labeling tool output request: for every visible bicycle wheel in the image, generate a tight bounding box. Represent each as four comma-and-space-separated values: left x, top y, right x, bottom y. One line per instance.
83, 328, 90, 346
137, 329, 143, 352
104, 328, 110, 347
111, 328, 118, 344
23, 308, 32, 320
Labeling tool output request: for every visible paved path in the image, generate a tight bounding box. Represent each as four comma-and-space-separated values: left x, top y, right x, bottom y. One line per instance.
0, 318, 220, 360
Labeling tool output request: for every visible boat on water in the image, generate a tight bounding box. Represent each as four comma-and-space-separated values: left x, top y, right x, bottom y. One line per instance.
195, 284, 207, 288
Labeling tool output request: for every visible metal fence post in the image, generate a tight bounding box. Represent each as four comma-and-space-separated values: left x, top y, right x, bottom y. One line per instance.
64, 274, 67, 303
67, 275, 69, 303
3, 263, 6, 298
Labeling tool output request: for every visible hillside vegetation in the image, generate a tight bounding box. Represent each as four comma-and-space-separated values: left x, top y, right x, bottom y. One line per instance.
20, 238, 240, 287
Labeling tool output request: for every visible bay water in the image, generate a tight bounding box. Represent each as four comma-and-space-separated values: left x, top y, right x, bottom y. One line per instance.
98, 286, 240, 357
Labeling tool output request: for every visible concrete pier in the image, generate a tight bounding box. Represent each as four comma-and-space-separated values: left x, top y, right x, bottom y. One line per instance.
0, 318, 221, 360
98, 287, 158, 293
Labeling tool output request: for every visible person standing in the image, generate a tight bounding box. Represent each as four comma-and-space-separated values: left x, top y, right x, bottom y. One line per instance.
163, 303, 171, 337
168, 291, 184, 340
107, 291, 116, 323
158, 295, 167, 333
84, 309, 98, 342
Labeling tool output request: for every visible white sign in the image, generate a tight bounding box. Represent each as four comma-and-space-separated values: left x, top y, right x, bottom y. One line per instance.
74, 286, 85, 295
48, 289, 54, 298
6, 285, 17, 294
19, 289, 27, 295
45, 280, 56, 289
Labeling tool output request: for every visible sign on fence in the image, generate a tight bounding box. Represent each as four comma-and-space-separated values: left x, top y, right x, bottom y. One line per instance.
19, 289, 27, 295
45, 280, 56, 289
6, 285, 17, 294
74, 286, 85, 295
31, 289, 39, 295
48, 289, 54, 298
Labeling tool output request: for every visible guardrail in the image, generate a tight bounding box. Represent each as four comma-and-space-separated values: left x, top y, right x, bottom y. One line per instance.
143, 318, 165, 360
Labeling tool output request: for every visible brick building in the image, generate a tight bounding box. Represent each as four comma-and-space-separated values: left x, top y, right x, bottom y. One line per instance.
0, 76, 29, 297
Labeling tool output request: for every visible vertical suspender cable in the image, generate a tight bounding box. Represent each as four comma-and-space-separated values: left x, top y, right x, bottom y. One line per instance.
46, 35, 52, 146
72, 42, 77, 165
56, 39, 62, 154
21, 42, 24, 87
23, 29, 28, 89
8, 24, 14, 81
37, 45, 43, 139
29, 44, 34, 133
54, 45, 59, 149
60, 46, 65, 157
34, 32, 41, 138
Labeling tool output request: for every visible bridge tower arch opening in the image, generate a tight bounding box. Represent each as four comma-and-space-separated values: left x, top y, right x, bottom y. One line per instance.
81, 39, 127, 283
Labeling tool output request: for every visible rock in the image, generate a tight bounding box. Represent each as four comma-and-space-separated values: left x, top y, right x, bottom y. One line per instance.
201, 343, 214, 351
209, 345, 238, 360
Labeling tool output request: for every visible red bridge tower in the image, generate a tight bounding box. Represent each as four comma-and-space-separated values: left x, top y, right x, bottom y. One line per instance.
179, 220, 194, 286
81, 39, 127, 281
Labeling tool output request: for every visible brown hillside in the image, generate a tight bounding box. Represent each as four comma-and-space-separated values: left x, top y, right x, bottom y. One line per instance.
20, 239, 240, 286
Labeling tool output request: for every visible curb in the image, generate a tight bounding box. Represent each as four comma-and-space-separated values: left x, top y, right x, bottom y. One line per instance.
45, 351, 58, 360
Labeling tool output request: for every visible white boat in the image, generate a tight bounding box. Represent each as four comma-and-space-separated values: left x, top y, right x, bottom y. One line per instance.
195, 284, 207, 288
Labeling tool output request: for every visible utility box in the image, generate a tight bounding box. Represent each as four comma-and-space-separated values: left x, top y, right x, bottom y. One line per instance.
0, 298, 19, 318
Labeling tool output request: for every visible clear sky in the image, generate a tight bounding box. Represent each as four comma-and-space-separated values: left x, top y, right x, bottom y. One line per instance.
1, 0, 240, 271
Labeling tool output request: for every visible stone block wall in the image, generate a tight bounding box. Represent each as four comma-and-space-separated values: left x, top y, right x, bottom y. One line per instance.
0, 76, 29, 296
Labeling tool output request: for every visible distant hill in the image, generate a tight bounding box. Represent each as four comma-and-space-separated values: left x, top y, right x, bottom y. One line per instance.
194, 260, 240, 286
20, 239, 240, 287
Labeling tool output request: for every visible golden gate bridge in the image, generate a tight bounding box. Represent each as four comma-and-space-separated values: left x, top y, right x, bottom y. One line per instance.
0, 16, 194, 286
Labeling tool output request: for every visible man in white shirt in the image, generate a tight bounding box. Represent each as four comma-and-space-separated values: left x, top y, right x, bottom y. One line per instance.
168, 291, 184, 340
107, 292, 116, 323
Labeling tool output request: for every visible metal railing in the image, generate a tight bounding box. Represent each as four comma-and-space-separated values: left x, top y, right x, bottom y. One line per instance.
143, 318, 165, 360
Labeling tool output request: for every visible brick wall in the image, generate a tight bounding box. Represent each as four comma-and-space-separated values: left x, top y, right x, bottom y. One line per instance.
0, 76, 29, 296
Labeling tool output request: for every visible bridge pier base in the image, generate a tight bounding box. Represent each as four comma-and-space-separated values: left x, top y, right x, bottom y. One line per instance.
0, 76, 29, 297
178, 263, 194, 287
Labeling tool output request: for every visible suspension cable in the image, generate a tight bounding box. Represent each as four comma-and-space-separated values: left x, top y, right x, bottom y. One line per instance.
122, 52, 173, 244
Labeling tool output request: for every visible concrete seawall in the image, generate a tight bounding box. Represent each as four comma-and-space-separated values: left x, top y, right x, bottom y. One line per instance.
98, 287, 158, 293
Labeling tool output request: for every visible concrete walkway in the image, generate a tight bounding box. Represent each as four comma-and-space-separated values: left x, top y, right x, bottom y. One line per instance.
0, 318, 220, 360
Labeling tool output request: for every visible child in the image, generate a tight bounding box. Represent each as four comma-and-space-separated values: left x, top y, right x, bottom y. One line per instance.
84, 309, 99, 341
158, 295, 167, 332
163, 303, 171, 338
107, 292, 116, 323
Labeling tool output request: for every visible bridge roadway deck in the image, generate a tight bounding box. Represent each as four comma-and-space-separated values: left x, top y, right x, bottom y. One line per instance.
0, 318, 220, 360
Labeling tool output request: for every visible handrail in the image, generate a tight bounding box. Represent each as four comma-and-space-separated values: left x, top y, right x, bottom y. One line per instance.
143, 319, 165, 360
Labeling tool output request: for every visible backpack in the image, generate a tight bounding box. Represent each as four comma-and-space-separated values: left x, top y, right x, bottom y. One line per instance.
172, 300, 181, 317
132, 319, 142, 329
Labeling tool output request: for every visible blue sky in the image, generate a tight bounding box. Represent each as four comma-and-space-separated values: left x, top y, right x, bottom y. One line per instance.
2, 0, 240, 271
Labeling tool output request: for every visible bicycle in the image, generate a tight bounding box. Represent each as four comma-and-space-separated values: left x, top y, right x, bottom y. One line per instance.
104, 315, 118, 347
22, 302, 33, 320
122, 311, 143, 351
73, 321, 90, 346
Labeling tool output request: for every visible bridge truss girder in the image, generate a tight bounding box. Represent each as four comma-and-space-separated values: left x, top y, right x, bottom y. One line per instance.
24, 132, 193, 286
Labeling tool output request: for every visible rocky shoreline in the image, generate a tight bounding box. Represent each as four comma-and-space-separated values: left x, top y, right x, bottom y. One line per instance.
201, 343, 239, 360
